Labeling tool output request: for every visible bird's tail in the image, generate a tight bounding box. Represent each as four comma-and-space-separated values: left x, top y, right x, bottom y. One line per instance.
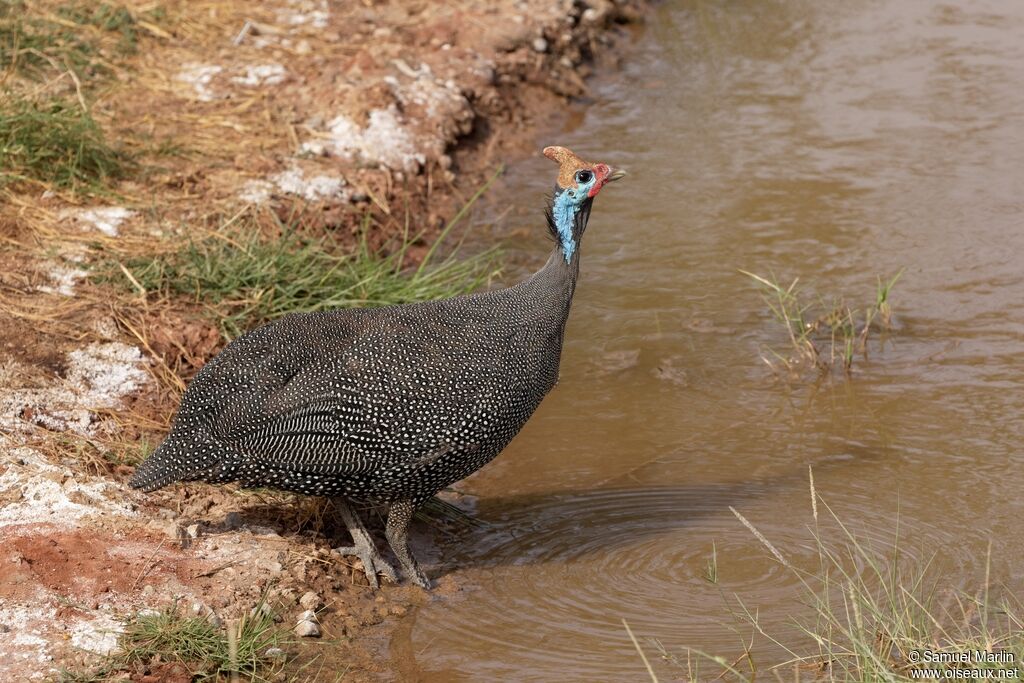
129, 430, 238, 492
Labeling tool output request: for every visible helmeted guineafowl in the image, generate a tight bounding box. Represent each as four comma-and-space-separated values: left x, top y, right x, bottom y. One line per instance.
129, 146, 624, 588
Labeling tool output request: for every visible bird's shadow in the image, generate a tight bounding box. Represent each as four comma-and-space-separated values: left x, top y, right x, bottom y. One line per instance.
181, 446, 878, 575
430, 480, 771, 573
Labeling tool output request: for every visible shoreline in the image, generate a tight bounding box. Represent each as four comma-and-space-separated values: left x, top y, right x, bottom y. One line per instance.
0, 0, 647, 679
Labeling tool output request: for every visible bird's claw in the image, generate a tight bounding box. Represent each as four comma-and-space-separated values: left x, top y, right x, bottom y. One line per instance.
408, 568, 433, 590
332, 544, 399, 588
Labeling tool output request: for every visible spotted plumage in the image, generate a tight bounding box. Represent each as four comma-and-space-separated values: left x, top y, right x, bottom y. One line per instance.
129, 145, 624, 587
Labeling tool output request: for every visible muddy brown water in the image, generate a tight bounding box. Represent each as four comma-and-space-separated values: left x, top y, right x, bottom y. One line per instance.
395, 1, 1024, 680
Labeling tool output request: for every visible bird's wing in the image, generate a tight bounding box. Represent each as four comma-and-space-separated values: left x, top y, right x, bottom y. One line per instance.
213, 356, 464, 476
193, 302, 505, 476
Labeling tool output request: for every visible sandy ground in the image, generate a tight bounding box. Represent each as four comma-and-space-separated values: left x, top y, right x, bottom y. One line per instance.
0, 0, 645, 678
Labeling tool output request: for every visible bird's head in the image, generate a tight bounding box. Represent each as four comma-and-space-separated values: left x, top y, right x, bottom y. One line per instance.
543, 145, 625, 263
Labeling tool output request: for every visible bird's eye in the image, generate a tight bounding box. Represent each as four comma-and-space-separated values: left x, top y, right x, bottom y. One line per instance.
575, 170, 593, 184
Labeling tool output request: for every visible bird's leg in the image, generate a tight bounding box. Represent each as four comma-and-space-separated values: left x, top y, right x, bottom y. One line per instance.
386, 500, 432, 589
331, 498, 398, 589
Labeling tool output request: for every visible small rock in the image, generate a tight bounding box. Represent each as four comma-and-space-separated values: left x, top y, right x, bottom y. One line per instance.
264, 560, 284, 574
273, 587, 299, 606
265, 647, 286, 659
294, 619, 320, 637
141, 585, 155, 598
250, 602, 281, 622
223, 511, 242, 530
294, 610, 320, 638
532, 37, 548, 53
149, 519, 180, 541
298, 591, 322, 611
186, 523, 201, 539
190, 601, 222, 627
138, 608, 161, 618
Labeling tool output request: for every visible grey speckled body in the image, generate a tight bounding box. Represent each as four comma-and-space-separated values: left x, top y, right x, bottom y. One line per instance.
130, 146, 623, 587
136, 251, 577, 500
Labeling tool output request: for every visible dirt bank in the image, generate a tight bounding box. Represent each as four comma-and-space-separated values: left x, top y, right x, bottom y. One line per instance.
0, 0, 645, 678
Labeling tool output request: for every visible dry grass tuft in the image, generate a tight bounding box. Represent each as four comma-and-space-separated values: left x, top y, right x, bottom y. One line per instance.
61, 599, 288, 682
633, 471, 1024, 682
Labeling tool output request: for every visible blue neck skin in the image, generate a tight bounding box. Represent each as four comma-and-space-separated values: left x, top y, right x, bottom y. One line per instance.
551, 177, 597, 263
551, 190, 578, 263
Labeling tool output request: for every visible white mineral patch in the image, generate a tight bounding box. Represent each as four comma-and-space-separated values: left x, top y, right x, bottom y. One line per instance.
74, 207, 134, 237
392, 72, 464, 120
279, 0, 329, 29
0, 604, 55, 669
232, 63, 286, 87
66, 343, 149, 407
37, 265, 87, 297
69, 613, 122, 655
0, 444, 136, 528
0, 342, 149, 436
302, 108, 425, 172
176, 63, 224, 101
271, 167, 347, 201
240, 179, 275, 204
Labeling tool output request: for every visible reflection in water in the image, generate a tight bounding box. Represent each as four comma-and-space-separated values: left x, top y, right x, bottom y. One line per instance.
406, 0, 1024, 680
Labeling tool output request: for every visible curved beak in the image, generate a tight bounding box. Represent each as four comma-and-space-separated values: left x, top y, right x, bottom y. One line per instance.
606, 167, 627, 182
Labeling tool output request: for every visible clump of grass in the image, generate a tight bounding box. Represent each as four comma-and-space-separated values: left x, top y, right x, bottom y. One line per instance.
635, 472, 1024, 682
57, 2, 142, 49
0, 95, 128, 190
1, 1, 145, 80
63, 600, 287, 682
105, 202, 501, 340
742, 269, 903, 379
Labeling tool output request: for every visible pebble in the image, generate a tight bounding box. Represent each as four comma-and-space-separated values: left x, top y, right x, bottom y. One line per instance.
265, 647, 286, 659
223, 511, 242, 530
191, 601, 223, 628
186, 523, 201, 539
251, 602, 281, 623
141, 585, 155, 598
532, 37, 548, 53
294, 610, 320, 638
299, 591, 322, 611
138, 608, 161, 618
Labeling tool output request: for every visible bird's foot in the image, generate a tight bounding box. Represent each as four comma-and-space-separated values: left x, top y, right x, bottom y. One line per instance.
405, 564, 433, 590
332, 542, 399, 589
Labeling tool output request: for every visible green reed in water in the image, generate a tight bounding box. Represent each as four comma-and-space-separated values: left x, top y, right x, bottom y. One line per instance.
741, 270, 903, 380
627, 467, 1024, 682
